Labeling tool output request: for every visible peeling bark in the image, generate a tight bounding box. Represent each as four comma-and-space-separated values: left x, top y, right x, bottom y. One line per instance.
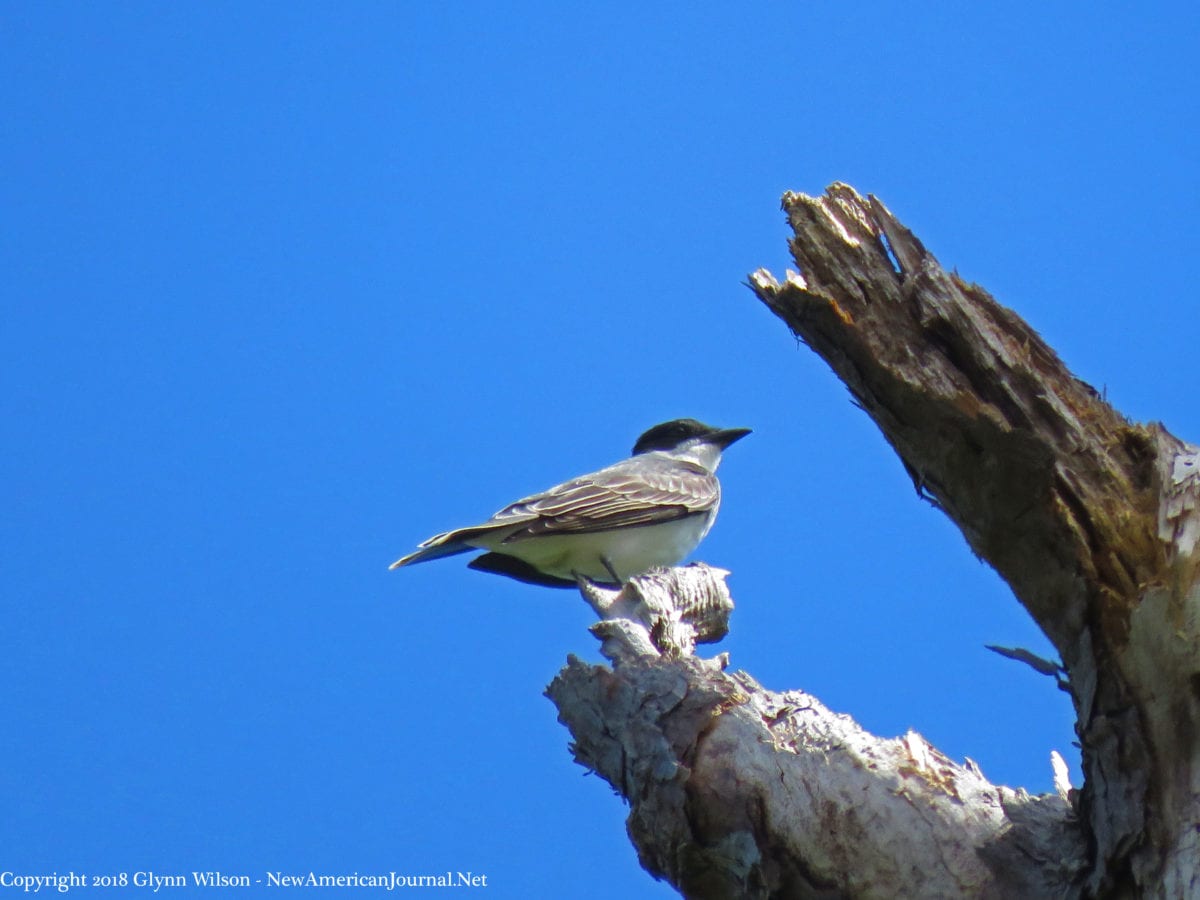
546, 185, 1200, 898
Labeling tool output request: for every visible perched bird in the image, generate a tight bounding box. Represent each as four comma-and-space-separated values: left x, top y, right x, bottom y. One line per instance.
390, 418, 750, 588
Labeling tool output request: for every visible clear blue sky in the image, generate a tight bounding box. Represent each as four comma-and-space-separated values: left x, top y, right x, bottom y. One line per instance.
3, 3, 1197, 897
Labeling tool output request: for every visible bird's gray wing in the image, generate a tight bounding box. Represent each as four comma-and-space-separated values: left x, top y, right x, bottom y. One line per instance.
489, 458, 718, 541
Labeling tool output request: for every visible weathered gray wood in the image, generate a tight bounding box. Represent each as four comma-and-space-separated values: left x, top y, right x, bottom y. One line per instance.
546, 184, 1200, 898
577, 563, 735, 662
549, 643, 1085, 899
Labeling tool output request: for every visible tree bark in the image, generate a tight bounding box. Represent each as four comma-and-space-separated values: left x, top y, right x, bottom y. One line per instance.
547, 184, 1200, 898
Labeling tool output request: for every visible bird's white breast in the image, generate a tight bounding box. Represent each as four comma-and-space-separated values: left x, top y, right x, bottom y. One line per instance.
473, 511, 716, 583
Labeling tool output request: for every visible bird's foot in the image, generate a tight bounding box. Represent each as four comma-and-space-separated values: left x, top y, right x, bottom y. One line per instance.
600, 555, 624, 587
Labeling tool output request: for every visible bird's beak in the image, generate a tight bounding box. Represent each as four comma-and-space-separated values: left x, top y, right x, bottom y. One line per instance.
711, 427, 752, 449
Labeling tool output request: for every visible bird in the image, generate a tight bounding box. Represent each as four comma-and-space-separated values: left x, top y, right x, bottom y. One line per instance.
389, 418, 750, 588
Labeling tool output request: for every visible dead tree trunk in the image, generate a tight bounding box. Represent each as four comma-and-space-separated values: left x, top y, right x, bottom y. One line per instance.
546, 184, 1200, 898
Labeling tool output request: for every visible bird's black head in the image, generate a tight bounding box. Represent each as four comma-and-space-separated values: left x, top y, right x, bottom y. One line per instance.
632, 418, 751, 455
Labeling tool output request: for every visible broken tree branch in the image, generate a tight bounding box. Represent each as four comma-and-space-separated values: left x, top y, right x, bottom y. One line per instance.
749, 184, 1200, 897
549, 564, 1085, 898
546, 184, 1200, 898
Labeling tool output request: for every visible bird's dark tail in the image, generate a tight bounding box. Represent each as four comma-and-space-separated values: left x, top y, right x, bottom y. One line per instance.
467, 553, 579, 588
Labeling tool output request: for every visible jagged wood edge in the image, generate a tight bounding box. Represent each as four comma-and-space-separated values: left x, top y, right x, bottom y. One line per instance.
749, 184, 1200, 897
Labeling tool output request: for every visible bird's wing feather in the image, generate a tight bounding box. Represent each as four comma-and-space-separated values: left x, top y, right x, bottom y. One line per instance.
489, 458, 718, 540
